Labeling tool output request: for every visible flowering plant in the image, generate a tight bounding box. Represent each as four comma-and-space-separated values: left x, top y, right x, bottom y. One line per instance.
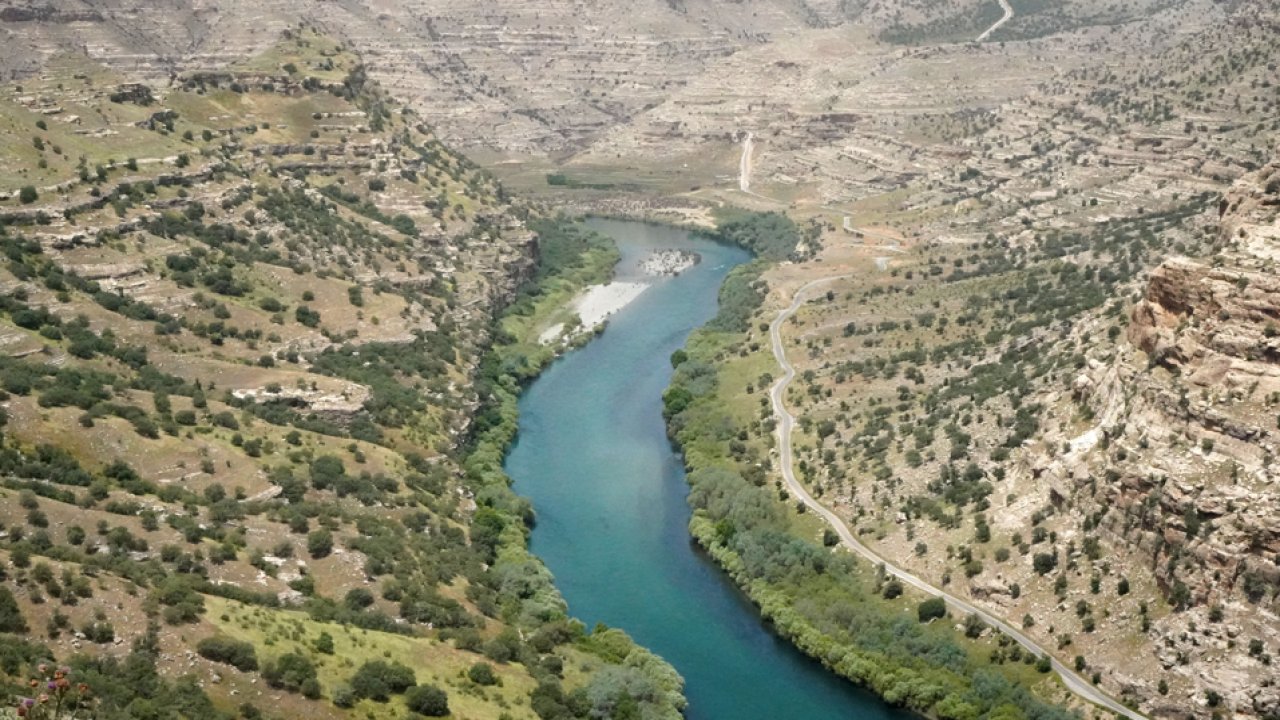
9, 664, 93, 720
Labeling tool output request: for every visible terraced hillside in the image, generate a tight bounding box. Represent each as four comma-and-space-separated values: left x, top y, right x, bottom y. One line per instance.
0, 30, 684, 720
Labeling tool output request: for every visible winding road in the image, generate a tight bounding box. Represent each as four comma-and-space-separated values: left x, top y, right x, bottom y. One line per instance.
977, 0, 1015, 42
767, 278, 1147, 720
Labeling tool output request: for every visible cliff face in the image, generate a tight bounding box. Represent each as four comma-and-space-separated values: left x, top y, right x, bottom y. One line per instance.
1085, 160, 1280, 716
1132, 164, 1280, 372
1128, 162, 1280, 555
941, 161, 1280, 718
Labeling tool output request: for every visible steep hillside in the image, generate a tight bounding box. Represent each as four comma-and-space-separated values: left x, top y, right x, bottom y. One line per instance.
637, 2, 1280, 718
699, 61, 1277, 720
0, 30, 683, 720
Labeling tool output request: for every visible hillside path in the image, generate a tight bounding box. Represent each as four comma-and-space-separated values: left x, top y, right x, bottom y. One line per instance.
739, 131, 755, 192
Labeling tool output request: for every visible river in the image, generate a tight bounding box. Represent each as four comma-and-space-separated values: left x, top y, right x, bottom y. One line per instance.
504, 219, 907, 720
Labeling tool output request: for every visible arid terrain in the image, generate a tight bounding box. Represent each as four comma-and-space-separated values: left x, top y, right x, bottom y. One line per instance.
1, 0, 1279, 718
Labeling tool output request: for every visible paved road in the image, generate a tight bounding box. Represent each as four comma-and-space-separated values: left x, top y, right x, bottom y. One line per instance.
766, 277, 1147, 720
977, 0, 1015, 41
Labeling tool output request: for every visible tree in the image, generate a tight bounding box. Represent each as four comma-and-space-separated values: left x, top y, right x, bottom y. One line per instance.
263, 653, 316, 693
963, 613, 986, 638
405, 685, 449, 716
917, 597, 947, 622
349, 660, 415, 702
151, 576, 205, 624
307, 529, 334, 559
343, 587, 374, 610
18, 185, 38, 204
882, 579, 904, 600
314, 632, 335, 655
467, 662, 497, 686
1032, 552, 1056, 575
1169, 580, 1191, 610
197, 637, 258, 671
0, 586, 28, 632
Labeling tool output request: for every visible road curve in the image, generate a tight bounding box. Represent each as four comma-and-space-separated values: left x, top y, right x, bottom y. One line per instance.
977, 0, 1015, 42
766, 278, 1147, 720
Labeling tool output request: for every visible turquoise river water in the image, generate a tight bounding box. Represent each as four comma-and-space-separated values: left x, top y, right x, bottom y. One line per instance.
504, 219, 907, 720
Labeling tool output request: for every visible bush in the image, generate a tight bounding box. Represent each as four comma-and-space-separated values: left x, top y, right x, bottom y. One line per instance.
82, 622, 115, 644
343, 587, 374, 610
19, 186, 38, 204
467, 662, 497, 686
151, 576, 205, 625
349, 660, 415, 702
295, 305, 321, 328
314, 632, 334, 655
1032, 552, 1057, 575
307, 529, 334, 559
881, 579, 904, 600
262, 652, 317, 693
917, 597, 947, 623
331, 683, 356, 708
404, 684, 449, 716
197, 636, 259, 671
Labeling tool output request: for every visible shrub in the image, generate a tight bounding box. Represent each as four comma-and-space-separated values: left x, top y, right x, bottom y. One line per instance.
18, 186, 38, 204
1032, 552, 1056, 575
295, 305, 321, 328
82, 621, 115, 644
331, 683, 356, 708
151, 577, 205, 625
349, 660, 415, 702
0, 587, 29, 633
881, 579, 904, 600
962, 613, 985, 638
404, 684, 449, 716
262, 652, 317, 693
343, 587, 374, 610
307, 529, 334, 559
197, 636, 259, 671
917, 597, 947, 623
314, 632, 334, 655
467, 662, 497, 686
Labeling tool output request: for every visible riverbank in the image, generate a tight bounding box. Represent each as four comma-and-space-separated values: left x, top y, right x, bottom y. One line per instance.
535, 246, 703, 346
661, 212, 1081, 720
461, 216, 688, 719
